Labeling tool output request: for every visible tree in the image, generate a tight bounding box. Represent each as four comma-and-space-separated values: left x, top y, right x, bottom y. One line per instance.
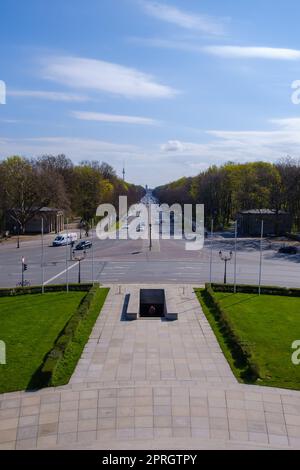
0, 155, 145, 236
1, 157, 48, 233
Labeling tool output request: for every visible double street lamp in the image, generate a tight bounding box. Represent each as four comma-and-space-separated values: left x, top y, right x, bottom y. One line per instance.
219, 251, 233, 285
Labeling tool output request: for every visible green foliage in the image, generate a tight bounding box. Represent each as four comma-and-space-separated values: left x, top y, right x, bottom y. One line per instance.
0, 283, 93, 297
211, 283, 300, 297
197, 284, 300, 390
0, 291, 87, 393
0, 155, 145, 235
155, 159, 299, 229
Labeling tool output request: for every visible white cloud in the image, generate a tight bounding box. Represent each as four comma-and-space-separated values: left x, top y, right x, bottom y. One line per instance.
0, 136, 138, 162
130, 39, 300, 64
129, 36, 203, 53
161, 140, 185, 152
270, 117, 300, 131
0, 119, 21, 124
8, 89, 89, 102
160, 118, 300, 167
42, 55, 177, 99
71, 111, 160, 126
3, 119, 300, 187
204, 46, 300, 60
140, 1, 226, 35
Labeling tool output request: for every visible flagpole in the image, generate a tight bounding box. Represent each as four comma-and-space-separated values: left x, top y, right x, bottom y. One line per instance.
91, 218, 95, 285
66, 218, 69, 292
234, 220, 237, 293
209, 218, 214, 284
258, 220, 264, 296
41, 217, 45, 294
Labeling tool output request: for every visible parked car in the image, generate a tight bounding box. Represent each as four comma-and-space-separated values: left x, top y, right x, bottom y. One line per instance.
279, 246, 298, 255
53, 233, 78, 247
75, 240, 92, 250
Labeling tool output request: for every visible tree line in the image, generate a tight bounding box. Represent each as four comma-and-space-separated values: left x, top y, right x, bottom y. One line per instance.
154, 158, 300, 231
0, 155, 145, 234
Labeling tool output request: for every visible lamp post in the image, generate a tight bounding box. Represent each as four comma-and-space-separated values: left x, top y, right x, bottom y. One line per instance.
149, 203, 152, 251
14, 224, 20, 249
219, 251, 233, 285
74, 251, 86, 284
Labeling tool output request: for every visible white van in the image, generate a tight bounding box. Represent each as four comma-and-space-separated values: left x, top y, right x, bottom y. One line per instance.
52, 233, 78, 247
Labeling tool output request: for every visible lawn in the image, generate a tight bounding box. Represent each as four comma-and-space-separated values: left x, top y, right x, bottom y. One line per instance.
0, 292, 86, 393
196, 289, 300, 390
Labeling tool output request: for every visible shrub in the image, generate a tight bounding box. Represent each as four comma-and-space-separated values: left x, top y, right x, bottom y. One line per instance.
0, 283, 93, 297
211, 283, 300, 297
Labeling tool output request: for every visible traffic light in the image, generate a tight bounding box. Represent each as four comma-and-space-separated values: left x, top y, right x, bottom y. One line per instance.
23, 264, 28, 271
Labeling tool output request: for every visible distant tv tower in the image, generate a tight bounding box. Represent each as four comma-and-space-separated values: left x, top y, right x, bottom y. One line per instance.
122, 162, 125, 181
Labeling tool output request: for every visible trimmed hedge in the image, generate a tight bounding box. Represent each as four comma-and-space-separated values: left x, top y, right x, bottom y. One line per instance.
204, 284, 260, 381
211, 283, 300, 297
0, 283, 93, 297
28, 284, 108, 389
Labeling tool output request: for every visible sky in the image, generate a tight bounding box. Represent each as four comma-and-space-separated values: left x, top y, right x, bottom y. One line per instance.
1, 0, 300, 187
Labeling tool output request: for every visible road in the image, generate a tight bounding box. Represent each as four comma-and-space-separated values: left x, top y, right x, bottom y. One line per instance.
0, 211, 300, 288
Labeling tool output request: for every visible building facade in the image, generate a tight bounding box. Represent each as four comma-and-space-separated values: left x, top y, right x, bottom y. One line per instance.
237, 210, 292, 237
6, 208, 64, 234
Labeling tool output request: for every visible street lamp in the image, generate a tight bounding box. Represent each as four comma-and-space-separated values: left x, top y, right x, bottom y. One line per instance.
148, 203, 152, 251
219, 251, 233, 285
14, 224, 20, 249
73, 251, 86, 284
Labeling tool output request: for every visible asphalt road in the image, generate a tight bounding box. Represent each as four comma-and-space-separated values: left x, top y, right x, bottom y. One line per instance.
0, 220, 300, 288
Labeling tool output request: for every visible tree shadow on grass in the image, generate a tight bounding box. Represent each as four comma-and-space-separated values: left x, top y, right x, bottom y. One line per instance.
26, 363, 47, 391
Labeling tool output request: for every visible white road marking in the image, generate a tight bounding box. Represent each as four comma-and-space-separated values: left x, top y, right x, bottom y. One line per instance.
44, 262, 79, 285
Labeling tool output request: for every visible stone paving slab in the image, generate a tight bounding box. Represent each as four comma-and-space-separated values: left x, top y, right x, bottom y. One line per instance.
1, 285, 300, 450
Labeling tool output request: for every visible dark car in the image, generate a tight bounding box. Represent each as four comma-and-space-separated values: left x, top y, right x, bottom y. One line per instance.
279, 246, 298, 255
75, 240, 92, 250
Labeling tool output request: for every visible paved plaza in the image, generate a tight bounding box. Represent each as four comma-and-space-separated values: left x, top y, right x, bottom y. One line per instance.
1, 285, 300, 450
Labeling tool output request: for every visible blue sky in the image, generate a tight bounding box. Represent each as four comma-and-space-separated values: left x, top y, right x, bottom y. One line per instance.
1, 0, 300, 186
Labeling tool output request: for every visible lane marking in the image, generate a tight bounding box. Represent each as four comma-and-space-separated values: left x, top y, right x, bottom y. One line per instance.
44, 262, 79, 285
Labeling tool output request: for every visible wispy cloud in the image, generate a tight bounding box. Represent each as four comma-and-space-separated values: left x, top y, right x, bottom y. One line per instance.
139, 0, 227, 35
160, 118, 300, 166
71, 111, 160, 126
0, 136, 138, 161
270, 117, 300, 130
130, 39, 300, 64
129, 36, 203, 53
41, 55, 178, 99
8, 89, 90, 102
0, 119, 21, 124
204, 46, 300, 60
